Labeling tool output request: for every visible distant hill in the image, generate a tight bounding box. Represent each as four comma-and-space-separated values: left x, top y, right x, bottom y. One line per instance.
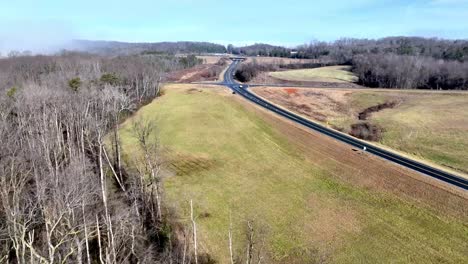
68, 40, 227, 55
233, 43, 291, 57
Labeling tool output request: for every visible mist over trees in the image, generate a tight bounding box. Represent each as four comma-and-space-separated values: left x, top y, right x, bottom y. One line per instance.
0, 52, 203, 263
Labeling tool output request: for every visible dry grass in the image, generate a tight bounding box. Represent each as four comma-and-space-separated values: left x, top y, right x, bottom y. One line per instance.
252, 87, 468, 175
270, 66, 358, 83
197, 55, 228, 64
166, 63, 226, 83
119, 84, 468, 263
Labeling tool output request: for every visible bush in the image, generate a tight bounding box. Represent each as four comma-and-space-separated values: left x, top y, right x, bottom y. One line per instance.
349, 122, 383, 141
6, 86, 18, 98
100, 73, 120, 86
234, 62, 277, 82
235, 63, 259, 82
68, 77, 82, 92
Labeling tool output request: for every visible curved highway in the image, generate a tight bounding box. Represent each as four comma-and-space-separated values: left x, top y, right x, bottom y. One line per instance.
223, 59, 468, 190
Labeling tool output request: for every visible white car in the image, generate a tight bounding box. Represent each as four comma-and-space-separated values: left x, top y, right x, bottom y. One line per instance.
239, 85, 243, 88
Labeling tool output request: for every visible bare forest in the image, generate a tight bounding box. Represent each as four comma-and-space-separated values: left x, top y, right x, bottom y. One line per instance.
0, 52, 201, 263
233, 37, 468, 90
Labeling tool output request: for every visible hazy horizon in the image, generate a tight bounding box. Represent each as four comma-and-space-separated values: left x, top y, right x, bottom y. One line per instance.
1, 0, 468, 53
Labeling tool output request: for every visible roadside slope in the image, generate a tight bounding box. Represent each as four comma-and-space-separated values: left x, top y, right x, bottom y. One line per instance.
252, 87, 468, 176
119, 84, 468, 264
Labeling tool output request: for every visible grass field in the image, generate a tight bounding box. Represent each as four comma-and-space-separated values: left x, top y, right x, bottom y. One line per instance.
269, 66, 358, 83
119, 85, 468, 263
253, 87, 468, 175
370, 91, 468, 174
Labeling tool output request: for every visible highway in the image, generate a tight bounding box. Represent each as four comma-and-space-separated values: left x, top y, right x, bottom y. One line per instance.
222, 59, 468, 191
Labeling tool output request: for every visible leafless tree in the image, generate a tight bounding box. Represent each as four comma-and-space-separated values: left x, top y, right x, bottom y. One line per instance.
0, 51, 201, 263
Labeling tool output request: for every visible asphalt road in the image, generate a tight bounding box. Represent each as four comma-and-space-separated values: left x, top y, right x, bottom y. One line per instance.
222, 59, 468, 191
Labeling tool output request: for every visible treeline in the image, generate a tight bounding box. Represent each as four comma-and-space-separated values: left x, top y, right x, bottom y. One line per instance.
228, 43, 291, 57
235, 60, 330, 82
69, 40, 227, 55
231, 37, 468, 90
293, 37, 468, 89
295, 37, 468, 62
352, 54, 468, 89
0, 52, 201, 263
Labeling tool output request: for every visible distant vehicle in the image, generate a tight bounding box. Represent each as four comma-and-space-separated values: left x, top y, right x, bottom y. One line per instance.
239, 85, 243, 88
232, 91, 236, 94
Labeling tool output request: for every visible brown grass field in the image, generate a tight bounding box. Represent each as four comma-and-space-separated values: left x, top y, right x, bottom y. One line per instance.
119, 84, 468, 263
166, 57, 230, 83
244, 56, 318, 65
252, 87, 468, 176
197, 55, 228, 64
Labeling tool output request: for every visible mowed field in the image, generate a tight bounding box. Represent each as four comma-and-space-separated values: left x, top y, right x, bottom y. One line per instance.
269, 65, 358, 83
252, 87, 468, 175
119, 84, 468, 263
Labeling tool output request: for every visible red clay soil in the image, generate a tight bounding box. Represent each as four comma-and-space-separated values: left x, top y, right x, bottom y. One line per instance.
284, 88, 299, 95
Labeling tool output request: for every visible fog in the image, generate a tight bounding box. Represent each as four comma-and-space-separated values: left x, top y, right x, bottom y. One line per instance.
0, 20, 76, 56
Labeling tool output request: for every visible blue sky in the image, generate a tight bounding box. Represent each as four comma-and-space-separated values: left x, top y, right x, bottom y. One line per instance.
1, 0, 468, 52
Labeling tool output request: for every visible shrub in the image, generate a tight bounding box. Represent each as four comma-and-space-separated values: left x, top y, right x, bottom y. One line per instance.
349, 122, 383, 141
68, 77, 82, 92
6, 86, 18, 99
100, 73, 120, 86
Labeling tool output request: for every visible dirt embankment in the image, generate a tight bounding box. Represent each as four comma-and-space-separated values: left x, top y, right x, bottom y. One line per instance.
166, 58, 229, 83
